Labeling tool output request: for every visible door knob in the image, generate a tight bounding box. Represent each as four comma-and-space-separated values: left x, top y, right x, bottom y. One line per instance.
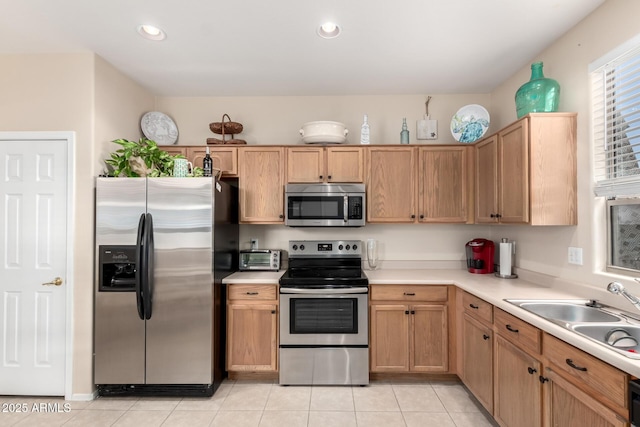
42, 277, 63, 286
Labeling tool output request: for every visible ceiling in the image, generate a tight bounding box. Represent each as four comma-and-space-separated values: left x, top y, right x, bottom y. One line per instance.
0, 0, 605, 97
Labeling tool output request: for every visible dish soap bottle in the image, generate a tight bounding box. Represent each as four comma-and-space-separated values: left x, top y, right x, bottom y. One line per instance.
360, 114, 370, 145
203, 147, 213, 177
400, 118, 410, 144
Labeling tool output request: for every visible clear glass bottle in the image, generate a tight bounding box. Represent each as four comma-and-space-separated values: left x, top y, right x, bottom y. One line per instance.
203, 147, 213, 177
515, 61, 560, 118
360, 114, 370, 145
400, 118, 410, 144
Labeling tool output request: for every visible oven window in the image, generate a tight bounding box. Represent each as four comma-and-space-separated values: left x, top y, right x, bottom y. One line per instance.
289, 298, 358, 334
288, 196, 344, 219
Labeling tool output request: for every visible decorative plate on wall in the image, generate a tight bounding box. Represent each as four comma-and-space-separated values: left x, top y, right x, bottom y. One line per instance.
141, 111, 179, 145
450, 104, 490, 143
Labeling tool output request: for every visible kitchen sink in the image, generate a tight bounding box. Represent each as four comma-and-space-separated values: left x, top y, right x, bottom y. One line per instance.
505, 298, 640, 359
506, 299, 622, 323
571, 324, 640, 359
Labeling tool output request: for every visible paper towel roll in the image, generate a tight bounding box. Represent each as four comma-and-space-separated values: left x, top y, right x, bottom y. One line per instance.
499, 242, 513, 276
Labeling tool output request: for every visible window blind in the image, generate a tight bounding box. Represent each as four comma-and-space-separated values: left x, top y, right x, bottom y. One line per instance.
593, 42, 640, 197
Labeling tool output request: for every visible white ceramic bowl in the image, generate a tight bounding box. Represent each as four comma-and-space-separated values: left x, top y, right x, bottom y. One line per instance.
300, 121, 349, 144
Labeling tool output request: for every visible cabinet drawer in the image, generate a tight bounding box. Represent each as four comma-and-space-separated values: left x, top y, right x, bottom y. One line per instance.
370, 285, 448, 302
543, 333, 628, 410
228, 284, 277, 301
462, 291, 493, 324
494, 308, 541, 354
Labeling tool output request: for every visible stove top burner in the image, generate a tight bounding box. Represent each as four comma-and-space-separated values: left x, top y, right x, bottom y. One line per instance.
279, 239, 369, 288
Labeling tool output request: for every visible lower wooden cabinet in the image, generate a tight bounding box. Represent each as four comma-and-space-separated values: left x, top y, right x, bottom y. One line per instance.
369, 285, 449, 373
544, 367, 627, 427
494, 335, 542, 427
461, 313, 493, 412
226, 284, 278, 372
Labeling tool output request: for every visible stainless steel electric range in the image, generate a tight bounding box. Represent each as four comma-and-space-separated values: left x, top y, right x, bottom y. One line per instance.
278, 240, 369, 386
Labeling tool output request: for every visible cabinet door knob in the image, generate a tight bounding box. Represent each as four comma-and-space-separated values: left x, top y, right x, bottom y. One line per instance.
271, 310, 276, 314
328, 175, 332, 180
505, 324, 519, 333
527, 367, 537, 375
410, 214, 416, 219
483, 334, 490, 340
539, 376, 549, 384
405, 310, 410, 315
410, 310, 416, 314
279, 214, 284, 219
566, 359, 588, 372
419, 214, 424, 219
319, 175, 323, 179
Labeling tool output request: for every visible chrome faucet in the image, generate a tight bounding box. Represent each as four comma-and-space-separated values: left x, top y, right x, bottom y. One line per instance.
607, 281, 640, 311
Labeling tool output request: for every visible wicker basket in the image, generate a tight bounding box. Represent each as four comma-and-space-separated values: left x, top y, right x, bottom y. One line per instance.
208, 113, 246, 144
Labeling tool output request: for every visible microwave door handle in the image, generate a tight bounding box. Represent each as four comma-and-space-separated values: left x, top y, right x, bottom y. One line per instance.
344, 195, 348, 223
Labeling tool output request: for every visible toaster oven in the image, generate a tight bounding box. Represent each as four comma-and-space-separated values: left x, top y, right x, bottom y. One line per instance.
239, 249, 281, 271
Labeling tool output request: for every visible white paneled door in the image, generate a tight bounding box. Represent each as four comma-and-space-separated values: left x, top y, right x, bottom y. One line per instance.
1, 137, 68, 395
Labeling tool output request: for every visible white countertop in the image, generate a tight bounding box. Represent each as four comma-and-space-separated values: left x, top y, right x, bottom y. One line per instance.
223, 268, 640, 378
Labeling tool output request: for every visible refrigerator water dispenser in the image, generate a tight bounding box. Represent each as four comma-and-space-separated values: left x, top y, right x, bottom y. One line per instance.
99, 245, 137, 292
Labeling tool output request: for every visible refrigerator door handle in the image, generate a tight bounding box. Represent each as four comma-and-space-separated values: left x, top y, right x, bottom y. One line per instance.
144, 213, 154, 320
135, 213, 146, 320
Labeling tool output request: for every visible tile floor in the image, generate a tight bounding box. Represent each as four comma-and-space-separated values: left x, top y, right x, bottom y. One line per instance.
0, 379, 498, 427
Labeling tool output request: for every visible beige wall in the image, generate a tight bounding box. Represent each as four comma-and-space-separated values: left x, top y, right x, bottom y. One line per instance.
0, 53, 96, 395
487, 0, 640, 292
155, 94, 492, 146
0, 53, 154, 396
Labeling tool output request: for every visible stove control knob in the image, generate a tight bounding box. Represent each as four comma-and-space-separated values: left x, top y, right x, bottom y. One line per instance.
292, 245, 298, 251
345, 244, 351, 250
338, 244, 344, 250
300, 244, 305, 251
353, 244, 358, 250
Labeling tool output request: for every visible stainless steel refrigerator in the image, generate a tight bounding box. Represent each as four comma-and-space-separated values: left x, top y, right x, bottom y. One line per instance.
94, 177, 238, 396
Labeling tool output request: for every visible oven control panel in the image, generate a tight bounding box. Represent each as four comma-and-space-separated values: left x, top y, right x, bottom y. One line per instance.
289, 240, 361, 257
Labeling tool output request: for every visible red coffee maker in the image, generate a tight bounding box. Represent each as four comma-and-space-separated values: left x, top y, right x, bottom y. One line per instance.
465, 238, 495, 274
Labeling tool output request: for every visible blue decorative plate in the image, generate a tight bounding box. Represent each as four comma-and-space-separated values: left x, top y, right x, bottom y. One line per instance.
450, 104, 490, 143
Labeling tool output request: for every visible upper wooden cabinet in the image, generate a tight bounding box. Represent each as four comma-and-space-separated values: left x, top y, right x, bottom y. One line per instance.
475, 113, 577, 225
188, 146, 238, 177
286, 146, 364, 183
367, 146, 471, 223
238, 147, 285, 223
366, 146, 416, 222
159, 145, 238, 177
418, 146, 471, 223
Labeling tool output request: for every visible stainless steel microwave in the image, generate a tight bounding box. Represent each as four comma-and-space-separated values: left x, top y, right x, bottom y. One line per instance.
285, 183, 366, 227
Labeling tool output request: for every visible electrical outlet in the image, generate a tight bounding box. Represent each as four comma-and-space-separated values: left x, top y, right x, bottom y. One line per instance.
250, 238, 258, 250
568, 247, 583, 265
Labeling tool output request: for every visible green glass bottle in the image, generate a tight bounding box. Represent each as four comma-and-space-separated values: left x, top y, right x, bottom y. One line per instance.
515, 62, 560, 118
400, 118, 410, 144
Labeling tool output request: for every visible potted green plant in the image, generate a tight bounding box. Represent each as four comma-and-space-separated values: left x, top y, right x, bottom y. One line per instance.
104, 138, 202, 177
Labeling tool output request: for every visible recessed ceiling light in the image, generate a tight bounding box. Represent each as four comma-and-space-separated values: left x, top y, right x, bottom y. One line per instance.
317, 22, 341, 39
137, 24, 166, 41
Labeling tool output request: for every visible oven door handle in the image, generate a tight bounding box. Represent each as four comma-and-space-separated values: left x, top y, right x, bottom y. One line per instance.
280, 287, 369, 294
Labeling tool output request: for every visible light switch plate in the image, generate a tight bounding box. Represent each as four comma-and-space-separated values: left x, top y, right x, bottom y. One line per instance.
568, 247, 583, 265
